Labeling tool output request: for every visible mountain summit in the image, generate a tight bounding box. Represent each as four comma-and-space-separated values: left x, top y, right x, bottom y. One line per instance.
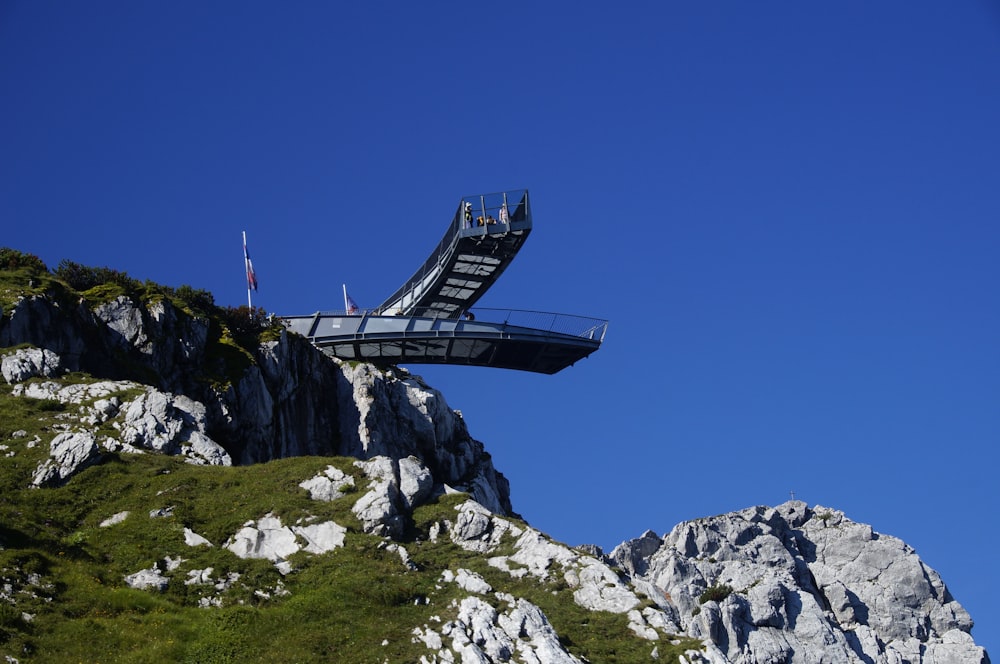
0, 254, 990, 662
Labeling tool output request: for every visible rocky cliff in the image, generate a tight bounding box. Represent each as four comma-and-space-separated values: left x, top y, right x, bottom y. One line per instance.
0, 289, 511, 515
0, 274, 990, 663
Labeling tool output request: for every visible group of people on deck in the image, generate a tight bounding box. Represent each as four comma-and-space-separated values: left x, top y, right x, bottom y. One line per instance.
463, 201, 509, 229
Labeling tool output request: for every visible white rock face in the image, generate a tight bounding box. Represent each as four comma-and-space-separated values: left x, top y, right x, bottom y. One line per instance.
611, 501, 990, 664
336, 363, 511, 515
121, 389, 231, 466
441, 569, 493, 595
223, 514, 346, 570
32, 432, 100, 487
94, 296, 148, 351
14, 377, 230, 484
1, 347, 62, 383
100, 511, 130, 527
295, 521, 347, 554
299, 465, 355, 501
183, 528, 213, 547
225, 515, 302, 562
442, 594, 583, 664
351, 455, 437, 538
124, 566, 169, 591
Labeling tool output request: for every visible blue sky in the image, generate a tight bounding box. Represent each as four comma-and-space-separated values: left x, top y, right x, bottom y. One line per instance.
2, 1, 998, 653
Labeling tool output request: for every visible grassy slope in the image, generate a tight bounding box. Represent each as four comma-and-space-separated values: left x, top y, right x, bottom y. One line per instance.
0, 378, 703, 664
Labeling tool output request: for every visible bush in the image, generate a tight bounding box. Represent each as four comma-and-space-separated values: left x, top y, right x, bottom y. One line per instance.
219, 305, 274, 340
173, 285, 216, 315
53, 260, 140, 292
0, 248, 47, 273
699, 583, 733, 604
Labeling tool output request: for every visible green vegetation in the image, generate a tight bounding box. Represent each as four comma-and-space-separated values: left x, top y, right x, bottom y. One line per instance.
699, 583, 734, 604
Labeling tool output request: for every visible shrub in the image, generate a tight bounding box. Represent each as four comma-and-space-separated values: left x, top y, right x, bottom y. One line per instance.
53, 260, 140, 292
172, 285, 216, 315
0, 248, 47, 273
699, 583, 733, 604
219, 305, 278, 340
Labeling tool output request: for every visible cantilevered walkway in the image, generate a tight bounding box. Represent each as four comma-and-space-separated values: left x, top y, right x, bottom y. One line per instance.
378, 190, 533, 318
282, 189, 608, 374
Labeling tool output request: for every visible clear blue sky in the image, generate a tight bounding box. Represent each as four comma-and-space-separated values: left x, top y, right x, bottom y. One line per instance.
2, 1, 998, 653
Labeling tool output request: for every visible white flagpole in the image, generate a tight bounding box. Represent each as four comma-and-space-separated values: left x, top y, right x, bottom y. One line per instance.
243, 231, 252, 308
343, 283, 348, 314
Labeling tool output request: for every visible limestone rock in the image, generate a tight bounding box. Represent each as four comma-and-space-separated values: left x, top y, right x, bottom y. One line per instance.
437, 594, 583, 664
441, 568, 493, 595
225, 514, 300, 563
299, 465, 355, 501
336, 363, 512, 516
1, 347, 62, 383
0, 296, 89, 369
124, 566, 169, 591
32, 432, 100, 487
100, 511, 130, 527
121, 389, 231, 466
184, 529, 213, 547
295, 521, 347, 554
349, 455, 436, 537
223, 514, 347, 570
617, 501, 990, 664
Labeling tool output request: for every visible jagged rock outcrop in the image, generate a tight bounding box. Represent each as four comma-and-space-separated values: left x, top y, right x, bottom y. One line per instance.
30, 431, 100, 487
610, 501, 990, 663
12, 379, 233, 478
1, 347, 62, 383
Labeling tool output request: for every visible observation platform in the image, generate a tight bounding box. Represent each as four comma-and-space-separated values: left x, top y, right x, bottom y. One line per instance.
377, 190, 532, 318
282, 189, 608, 374
282, 308, 608, 374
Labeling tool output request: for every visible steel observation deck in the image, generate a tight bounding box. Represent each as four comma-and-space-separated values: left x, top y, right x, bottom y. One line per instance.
282, 308, 608, 374
378, 190, 533, 318
282, 189, 608, 374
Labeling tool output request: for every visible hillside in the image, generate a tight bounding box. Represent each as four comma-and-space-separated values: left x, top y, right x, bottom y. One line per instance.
0, 250, 990, 663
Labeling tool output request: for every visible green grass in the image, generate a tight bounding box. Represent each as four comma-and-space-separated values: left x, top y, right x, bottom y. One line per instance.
0, 437, 706, 662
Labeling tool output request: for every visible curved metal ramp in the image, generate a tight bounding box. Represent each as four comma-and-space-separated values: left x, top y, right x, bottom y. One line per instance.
281, 188, 608, 374
377, 190, 532, 319
282, 309, 608, 374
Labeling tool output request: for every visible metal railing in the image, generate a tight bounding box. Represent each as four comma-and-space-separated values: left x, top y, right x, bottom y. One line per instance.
377, 189, 531, 314
289, 306, 608, 341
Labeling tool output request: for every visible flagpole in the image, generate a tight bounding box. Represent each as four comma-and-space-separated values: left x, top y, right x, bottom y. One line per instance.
343, 284, 348, 314
243, 231, 252, 308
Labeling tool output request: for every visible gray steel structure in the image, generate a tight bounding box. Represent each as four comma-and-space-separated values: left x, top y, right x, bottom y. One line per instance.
282, 189, 609, 374
377, 190, 532, 318
282, 308, 608, 374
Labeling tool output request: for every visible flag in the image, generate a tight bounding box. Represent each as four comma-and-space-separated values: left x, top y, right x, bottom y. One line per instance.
243, 233, 258, 292
343, 284, 359, 314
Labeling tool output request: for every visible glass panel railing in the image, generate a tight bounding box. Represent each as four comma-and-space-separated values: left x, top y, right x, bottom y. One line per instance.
283, 306, 607, 342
